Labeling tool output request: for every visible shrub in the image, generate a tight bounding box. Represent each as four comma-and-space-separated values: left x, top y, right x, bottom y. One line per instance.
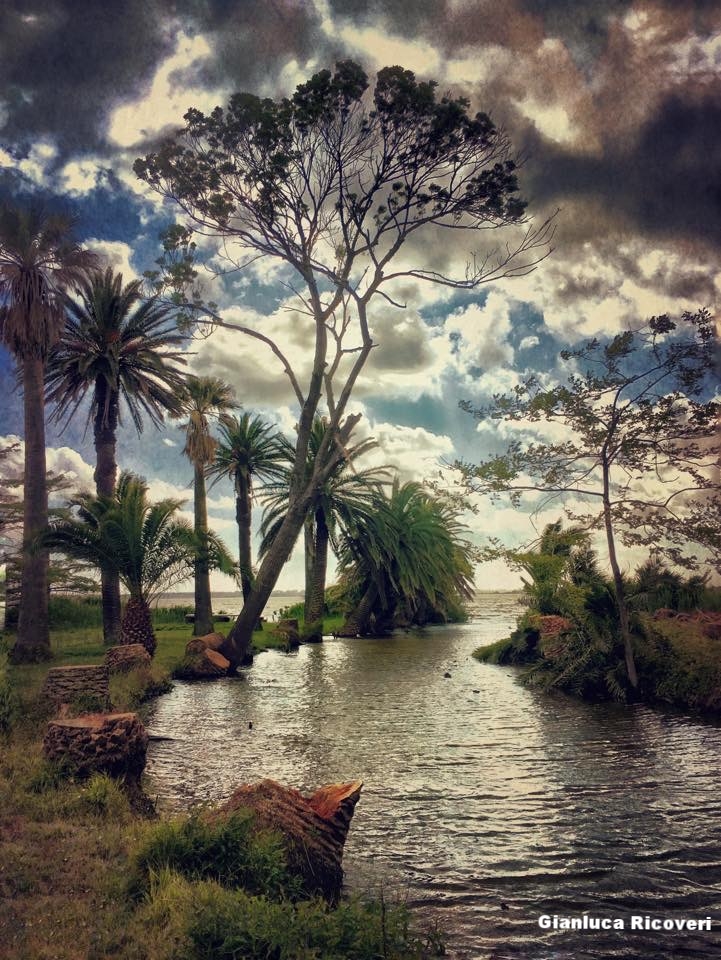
79, 773, 131, 821
48, 595, 103, 628
130, 810, 300, 901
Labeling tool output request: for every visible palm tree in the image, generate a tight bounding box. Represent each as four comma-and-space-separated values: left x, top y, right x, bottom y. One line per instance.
260, 417, 387, 639
209, 412, 293, 604
336, 480, 475, 637
0, 204, 97, 662
40, 472, 235, 655
181, 376, 237, 635
46, 267, 187, 645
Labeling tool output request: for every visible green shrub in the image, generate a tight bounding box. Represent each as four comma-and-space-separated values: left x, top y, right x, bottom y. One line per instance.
130, 810, 300, 901
48, 595, 103, 628
110, 665, 174, 711
78, 773, 131, 820
138, 871, 434, 960
152, 605, 194, 625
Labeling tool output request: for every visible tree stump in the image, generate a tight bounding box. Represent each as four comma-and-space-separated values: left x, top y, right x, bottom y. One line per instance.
43, 712, 148, 783
214, 778, 363, 901
42, 665, 110, 711
177, 632, 231, 679
105, 644, 152, 673
270, 618, 300, 649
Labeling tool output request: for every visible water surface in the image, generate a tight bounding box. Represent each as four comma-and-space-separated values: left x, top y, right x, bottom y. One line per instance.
146, 595, 721, 958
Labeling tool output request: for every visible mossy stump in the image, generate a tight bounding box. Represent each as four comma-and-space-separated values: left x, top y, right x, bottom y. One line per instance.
214, 778, 363, 901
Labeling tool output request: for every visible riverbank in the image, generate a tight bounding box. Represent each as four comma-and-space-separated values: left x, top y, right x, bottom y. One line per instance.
474, 609, 721, 713
0, 615, 442, 960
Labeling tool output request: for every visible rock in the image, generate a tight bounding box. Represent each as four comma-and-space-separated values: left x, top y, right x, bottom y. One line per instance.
215, 778, 362, 901
105, 644, 151, 673
185, 632, 227, 656
42, 665, 110, 712
43, 712, 148, 783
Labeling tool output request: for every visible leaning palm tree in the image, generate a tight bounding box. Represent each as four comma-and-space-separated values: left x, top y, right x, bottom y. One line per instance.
260, 417, 387, 638
209, 412, 293, 604
40, 472, 235, 655
0, 204, 97, 662
46, 267, 187, 645
336, 480, 475, 637
181, 376, 237, 635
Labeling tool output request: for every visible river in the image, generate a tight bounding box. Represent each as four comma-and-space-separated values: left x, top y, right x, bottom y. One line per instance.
145, 594, 721, 959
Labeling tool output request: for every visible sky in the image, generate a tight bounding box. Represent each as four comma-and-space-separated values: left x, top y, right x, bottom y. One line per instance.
0, 0, 719, 592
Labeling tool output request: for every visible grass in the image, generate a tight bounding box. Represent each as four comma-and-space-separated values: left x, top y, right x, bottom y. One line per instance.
0, 607, 441, 960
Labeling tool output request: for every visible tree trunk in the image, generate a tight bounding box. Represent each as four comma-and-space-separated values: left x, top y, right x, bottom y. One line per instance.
236, 477, 253, 603
602, 457, 638, 690
93, 383, 121, 646
121, 594, 156, 656
222, 496, 309, 669
12, 355, 51, 663
3, 554, 21, 631
193, 462, 213, 636
303, 515, 315, 614
304, 508, 329, 638
337, 582, 377, 637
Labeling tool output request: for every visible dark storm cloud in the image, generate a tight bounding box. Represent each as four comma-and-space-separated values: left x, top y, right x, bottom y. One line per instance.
0, 1, 176, 156
527, 84, 721, 251
0, 0, 327, 161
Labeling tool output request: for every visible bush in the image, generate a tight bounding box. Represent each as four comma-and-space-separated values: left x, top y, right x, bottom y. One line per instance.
130, 810, 300, 901
78, 773, 131, 821
136, 871, 434, 960
48, 595, 103, 628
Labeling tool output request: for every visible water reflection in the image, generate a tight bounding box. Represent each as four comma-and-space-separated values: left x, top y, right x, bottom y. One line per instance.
146, 595, 721, 959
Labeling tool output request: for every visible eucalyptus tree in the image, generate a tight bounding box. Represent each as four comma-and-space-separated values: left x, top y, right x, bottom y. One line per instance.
46, 267, 187, 644
455, 310, 719, 690
209, 412, 293, 603
181, 375, 237, 635
336, 480, 475, 637
135, 60, 552, 668
40, 472, 235, 655
260, 416, 387, 638
0, 205, 97, 662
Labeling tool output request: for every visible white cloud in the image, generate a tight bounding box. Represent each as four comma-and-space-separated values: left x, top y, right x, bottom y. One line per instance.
519, 335, 539, 350
85, 239, 139, 280
0, 139, 57, 186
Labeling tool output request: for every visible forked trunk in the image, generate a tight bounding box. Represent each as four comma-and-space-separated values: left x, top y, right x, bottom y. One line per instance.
121, 594, 156, 657
304, 509, 329, 640
12, 355, 51, 663
193, 462, 214, 635
94, 382, 121, 646
336, 582, 377, 638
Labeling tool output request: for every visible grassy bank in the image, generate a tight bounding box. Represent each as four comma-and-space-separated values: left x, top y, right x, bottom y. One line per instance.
0, 610, 441, 960
474, 610, 721, 713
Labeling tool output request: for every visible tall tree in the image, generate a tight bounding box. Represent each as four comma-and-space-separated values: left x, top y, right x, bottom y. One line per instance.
181, 375, 237, 635
136, 60, 552, 668
455, 309, 719, 690
0, 205, 97, 662
260, 417, 387, 639
46, 267, 187, 644
41, 472, 234, 655
209, 412, 293, 604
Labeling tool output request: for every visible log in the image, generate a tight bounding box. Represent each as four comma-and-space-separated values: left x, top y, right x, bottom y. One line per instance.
185, 632, 227, 656
214, 778, 362, 901
105, 643, 151, 673
43, 712, 148, 783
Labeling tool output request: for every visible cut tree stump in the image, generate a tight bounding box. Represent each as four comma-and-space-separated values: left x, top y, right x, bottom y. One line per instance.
43, 712, 148, 783
105, 644, 151, 673
42, 665, 110, 711
214, 778, 363, 901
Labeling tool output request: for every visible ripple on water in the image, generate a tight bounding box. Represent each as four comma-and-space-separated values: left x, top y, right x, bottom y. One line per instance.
145, 602, 721, 959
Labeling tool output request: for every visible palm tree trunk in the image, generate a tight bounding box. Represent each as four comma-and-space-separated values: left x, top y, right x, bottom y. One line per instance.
304, 509, 329, 640
193, 463, 214, 635
336, 582, 377, 637
236, 478, 253, 603
93, 383, 121, 646
12, 355, 51, 663
223, 496, 309, 668
121, 593, 156, 656
303, 516, 315, 614
602, 457, 638, 690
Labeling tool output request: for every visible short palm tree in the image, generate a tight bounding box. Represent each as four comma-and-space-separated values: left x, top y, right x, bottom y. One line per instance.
260, 417, 387, 638
0, 204, 97, 662
46, 267, 187, 645
209, 412, 293, 603
336, 480, 475, 636
181, 376, 237, 635
41, 472, 235, 655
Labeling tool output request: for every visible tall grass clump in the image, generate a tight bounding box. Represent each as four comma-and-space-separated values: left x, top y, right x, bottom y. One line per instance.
0, 643, 18, 736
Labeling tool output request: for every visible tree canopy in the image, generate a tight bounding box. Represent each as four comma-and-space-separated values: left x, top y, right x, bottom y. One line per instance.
135, 60, 552, 666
